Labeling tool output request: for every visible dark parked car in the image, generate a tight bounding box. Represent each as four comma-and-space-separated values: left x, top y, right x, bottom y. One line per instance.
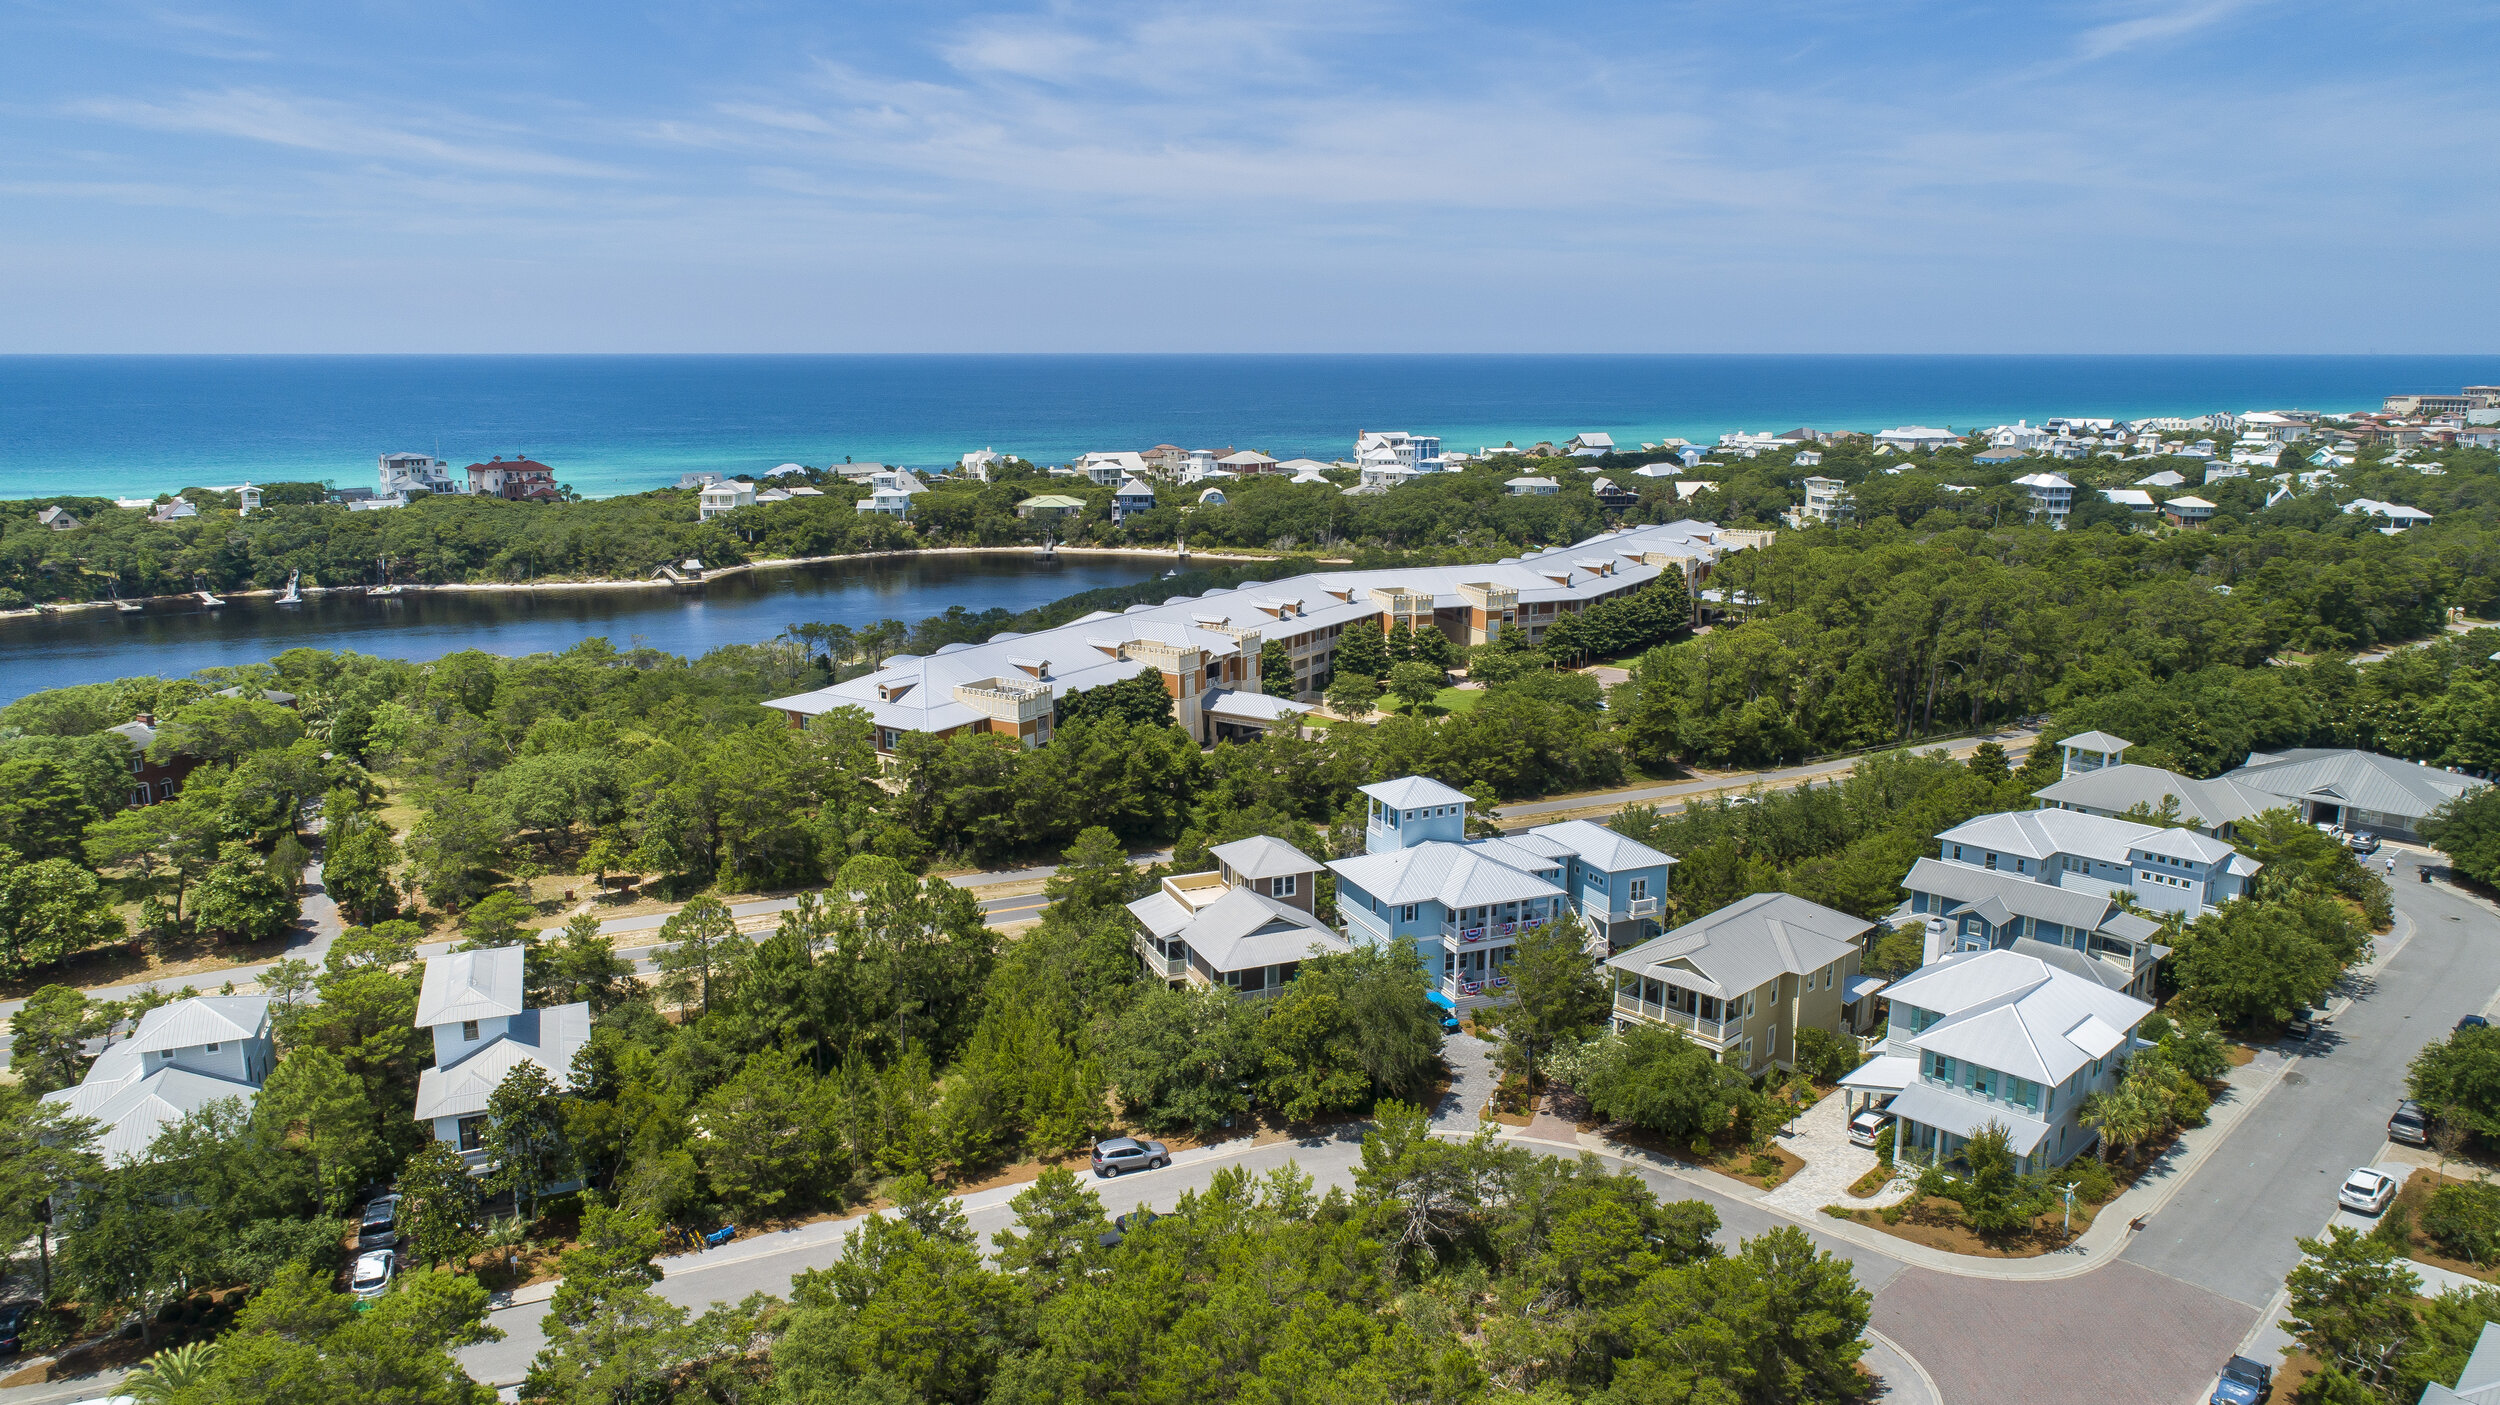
2390, 1100, 2431, 1147
1091, 1137, 1170, 1178
2461, 1015, 2491, 1033
2212, 1353, 2273, 1404
357, 1193, 401, 1249
0, 1300, 34, 1357
2285, 1006, 2315, 1040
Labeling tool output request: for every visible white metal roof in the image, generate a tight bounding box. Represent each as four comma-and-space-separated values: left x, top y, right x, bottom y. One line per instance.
412, 1003, 590, 1122
1360, 775, 1474, 811
1883, 948, 2150, 1086
1604, 892, 1869, 999
1123, 885, 1347, 973
127, 996, 269, 1054
415, 946, 527, 1028
1326, 843, 1566, 909
1527, 818, 1674, 874
1210, 835, 1322, 881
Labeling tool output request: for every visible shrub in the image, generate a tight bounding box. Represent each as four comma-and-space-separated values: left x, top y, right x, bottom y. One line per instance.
1820, 1204, 1851, 1219
1791, 1027, 1857, 1084
2064, 1156, 2117, 1204
1874, 1122, 1896, 1166
2424, 1181, 2500, 1265
1747, 1152, 1785, 1185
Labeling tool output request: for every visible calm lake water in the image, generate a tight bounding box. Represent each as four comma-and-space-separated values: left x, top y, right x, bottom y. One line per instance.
0, 553, 1171, 702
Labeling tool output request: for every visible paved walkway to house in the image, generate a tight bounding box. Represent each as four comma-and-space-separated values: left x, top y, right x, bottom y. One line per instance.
1760, 1093, 1913, 1218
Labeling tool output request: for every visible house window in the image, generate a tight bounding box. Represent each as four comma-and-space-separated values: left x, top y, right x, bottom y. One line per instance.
1592, 874, 1607, 891
1401, 904, 1418, 923
131, 787, 150, 807
205, 1042, 219, 1052
158, 780, 177, 800
457, 1115, 486, 1152
1274, 874, 1296, 897
1984, 852, 1998, 870
160, 1049, 176, 1061
462, 1019, 480, 1041
1629, 877, 1647, 901
1744, 991, 1756, 1018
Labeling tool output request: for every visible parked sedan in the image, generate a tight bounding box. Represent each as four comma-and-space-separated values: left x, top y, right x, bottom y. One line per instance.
0, 1301, 33, 1357
2211, 1353, 2273, 1404
351, 1248, 395, 1299
2339, 1168, 2398, 1216
1091, 1137, 1170, 1178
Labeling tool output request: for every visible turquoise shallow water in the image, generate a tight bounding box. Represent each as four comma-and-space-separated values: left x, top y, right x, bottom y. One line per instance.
4, 354, 2491, 500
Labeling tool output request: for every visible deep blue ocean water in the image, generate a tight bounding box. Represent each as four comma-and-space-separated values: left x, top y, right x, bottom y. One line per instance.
4, 354, 2493, 501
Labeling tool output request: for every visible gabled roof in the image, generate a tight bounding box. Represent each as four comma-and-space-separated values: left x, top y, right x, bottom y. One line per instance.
1123, 885, 1348, 974
1203, 690, 1312, 724
1361, 776, 1473, 811
412, 1003, 591, 1122
2033, 763, 2276, 831
45, 1065, 263, 1166
1527, 818, 1675, 874
127, 996, 270, 1054
1886, 1081, 2054, 1157
1326, 844, 1566, 908
415, 946, 527, 1028
2424, 1321, 2500, 1403
2058, 730, 2134, 752
1211, 835, 1321, 881
1604, 892, 1870, 999
1903, 858, 2119, 932
1936, 809, 2153, 865
2226, 747, 2485, 821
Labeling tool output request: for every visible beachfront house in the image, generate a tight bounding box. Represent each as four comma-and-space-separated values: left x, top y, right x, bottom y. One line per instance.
1506, 476, 1561, 496
379, 452, 459, 497
464, 456, 559, 501
1875, 426, 1961, 453
1353, 432, 1444, 476
1126, 837, 1349, 996
697, 479, 755, 520
1793, 477, 1851, 526
1605, 893, 1879, 1074
1013, 493, 1088, 521
41, 996, 274, 1165
1839, 948, 2149, 1173
412, 946, 590, 1171
1566, 433, 1615, 456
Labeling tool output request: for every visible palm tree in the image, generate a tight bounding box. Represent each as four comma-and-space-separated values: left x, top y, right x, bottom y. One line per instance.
2079, 1086, 2155, 1167
480, 1214, 533, 1282
125, 1340, 219, 1401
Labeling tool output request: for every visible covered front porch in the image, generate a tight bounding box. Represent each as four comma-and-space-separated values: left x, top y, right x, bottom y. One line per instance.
1609, 969, 1738, 1047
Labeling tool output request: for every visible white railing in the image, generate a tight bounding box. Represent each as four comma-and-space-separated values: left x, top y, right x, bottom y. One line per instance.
1613, 992, 1733, 1041
1626, 897, 1659, 917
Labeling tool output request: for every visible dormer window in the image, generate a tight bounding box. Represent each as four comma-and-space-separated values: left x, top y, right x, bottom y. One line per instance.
205, 1042, 219, 1052
462, 1019, 480, 1041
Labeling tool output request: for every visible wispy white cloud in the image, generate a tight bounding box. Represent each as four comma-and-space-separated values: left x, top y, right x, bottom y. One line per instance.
2074, 0, 2257, 60
64, 88, 636, 180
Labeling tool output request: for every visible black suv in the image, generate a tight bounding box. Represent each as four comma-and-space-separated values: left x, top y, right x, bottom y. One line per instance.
1090, 1137, 1170, 1178
358, 1192, 401, 1250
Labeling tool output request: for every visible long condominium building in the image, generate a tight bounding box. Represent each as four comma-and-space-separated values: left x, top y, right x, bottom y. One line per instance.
762, 519, 1764, 755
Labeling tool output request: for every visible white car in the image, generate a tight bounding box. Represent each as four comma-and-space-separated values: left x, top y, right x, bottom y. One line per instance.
2338, 1168, 2397, 1216
351, 1248, 395, 1299
1848, 1106, 1895, 1148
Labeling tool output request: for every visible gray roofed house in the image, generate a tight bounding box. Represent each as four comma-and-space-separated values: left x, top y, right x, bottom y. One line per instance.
2033, 762, 2277, 838
1900, 858, 2169, 998
42, 996, 274, 1165
1604, 893, 1879, 1070
1529, 819, 1672, 875
1128, 838, 1342, 996
415, 946, 528, 1028
2424, 1321, 2500, 1403
2223, 747, 2485, 841
413, 946, 590, 1171
1840, 947, 2151, 1170
1360, 775, 1475, 813
1327, 844, 1566, 909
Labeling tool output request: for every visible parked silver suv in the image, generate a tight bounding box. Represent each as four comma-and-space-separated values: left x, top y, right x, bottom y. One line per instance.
1090, 1137, 1170, 1178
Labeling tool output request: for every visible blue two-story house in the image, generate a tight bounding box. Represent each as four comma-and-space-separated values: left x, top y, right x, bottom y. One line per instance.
1326, 776, 1677, 1010
1899, 808, 2260, 999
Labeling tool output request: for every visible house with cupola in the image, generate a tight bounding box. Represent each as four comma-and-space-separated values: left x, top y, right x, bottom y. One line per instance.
1324, 777, 1675, 1012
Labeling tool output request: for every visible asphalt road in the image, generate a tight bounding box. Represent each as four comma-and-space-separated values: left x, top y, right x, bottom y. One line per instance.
2121, 847, 2495, 1309
0, 860, 342, 1070
449, 1032, 1926, 1395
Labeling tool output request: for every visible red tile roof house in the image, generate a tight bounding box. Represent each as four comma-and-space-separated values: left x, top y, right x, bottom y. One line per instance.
463, 456, 560, 501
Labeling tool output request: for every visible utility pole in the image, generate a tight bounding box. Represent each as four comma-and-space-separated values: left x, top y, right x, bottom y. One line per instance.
2060, 1180, 2080, 1238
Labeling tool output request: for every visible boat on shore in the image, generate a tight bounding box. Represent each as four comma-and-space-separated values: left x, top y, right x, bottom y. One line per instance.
196, 590, 224, 606
278, 570, 301, 605
116, 600, 141, 612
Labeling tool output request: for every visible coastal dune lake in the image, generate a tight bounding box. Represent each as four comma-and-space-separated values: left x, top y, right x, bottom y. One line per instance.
0, 553, 1169, 701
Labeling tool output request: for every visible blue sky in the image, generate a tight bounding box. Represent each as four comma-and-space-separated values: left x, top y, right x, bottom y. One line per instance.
2, 0, 2494, 352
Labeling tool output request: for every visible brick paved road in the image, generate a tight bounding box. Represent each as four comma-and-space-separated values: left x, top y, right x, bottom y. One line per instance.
1873, 1260, 2257, 1405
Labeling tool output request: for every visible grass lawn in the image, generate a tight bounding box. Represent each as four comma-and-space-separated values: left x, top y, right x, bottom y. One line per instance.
1430, 686, 1483, 715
